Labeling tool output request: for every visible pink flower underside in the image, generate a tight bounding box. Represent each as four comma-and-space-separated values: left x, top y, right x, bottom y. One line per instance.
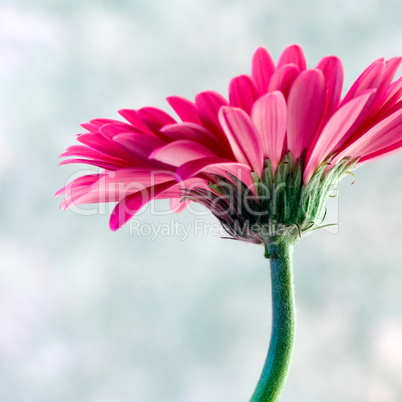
59, 44, 402, 226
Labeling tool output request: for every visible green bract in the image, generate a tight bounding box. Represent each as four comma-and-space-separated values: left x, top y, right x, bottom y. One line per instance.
186, 153, 358, 253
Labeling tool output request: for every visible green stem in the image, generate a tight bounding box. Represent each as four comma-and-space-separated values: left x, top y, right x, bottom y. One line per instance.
250, 240, 296, 402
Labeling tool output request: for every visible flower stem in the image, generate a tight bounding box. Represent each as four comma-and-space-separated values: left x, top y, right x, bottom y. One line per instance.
250, 240, 296, 402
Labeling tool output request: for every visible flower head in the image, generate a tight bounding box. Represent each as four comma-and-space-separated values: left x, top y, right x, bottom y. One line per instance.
57, 45, 402, 245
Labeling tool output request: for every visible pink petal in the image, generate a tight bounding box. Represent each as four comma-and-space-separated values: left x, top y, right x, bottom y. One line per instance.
376, 76, 402, 116
177, 156, 234, 179
60, 186, 103, 209
113, 133, 167, 162
68, 169, 178, 211
340, 59, 385, 106
177, 157, 256, 193
359, 139, 402, 165
95, 168, 178, 193
251, 91, 287, 172
303, 90, 375, 183
109, 181, 176, 231
166, 96, 202, 124
195, 90, 229, 133
277, 45, 307, 71
373, 57, 402, 104
149, 139, 218, 167
58, 174, 107, 209
56, 174, 99, 198
228, 75, 259, 113
169, 198, 190, 212
218, 106, 264, 177
161, 123, 224, 154
60, 145, 129, 167
98, 122, 138, 140
384, 57, 402, 82
81, 118, 121, 133
287, 69, 326, 161
136, 107, 176, 134
267, 64, 300, 98
58, 158, 122, 170
251, 47, 276, 95
316, 56, 344, 128
155, 177, 210, 199
76, 132, 140, 163
118, 109, 156, 136
360, 57, 402, 118
333, 107, 402, 163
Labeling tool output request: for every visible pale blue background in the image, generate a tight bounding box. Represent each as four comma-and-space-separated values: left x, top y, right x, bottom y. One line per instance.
1, 0, 402, 401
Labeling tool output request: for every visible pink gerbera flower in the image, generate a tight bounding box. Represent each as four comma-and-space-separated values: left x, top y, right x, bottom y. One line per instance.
57, 44, 402, 241
57, 44, 402, 401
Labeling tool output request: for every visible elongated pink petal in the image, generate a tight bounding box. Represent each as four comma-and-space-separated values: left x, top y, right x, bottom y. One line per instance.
229, 75, 259, 113
113, 133, 167, 162
303, 90, 375, 183
65, 169, 178, 210
333, 108, 402, 163
287, 69, 325, 161
60, 186, 110, 209
218, 106, 264, 177
359, 139, 402, 165
267, 64, 299, 98
58, 174, 108, 209
251, 91, 287, 172
177, 156, 234, 179
95, 168, 178, 193
251, 47, 276, 95
169, 198, 190, 212
340, 59, 385, 106
149, 139, 218, 166
81, 118, 121, 133
316, 56, 344, 127
156, 177, 210, 199
60, 145, 129, 167
277, 45, 306, 71
76, 132, 140, 163
355, 114, 402, 155
98, 122, 138, 140
177, 157, 256, 193
56, 174, 99, 197
58, 158, 122, 170
136, 107, 176, 134
371, 57, 402, 107
376, 76, 402, 116
384, 57, 402, 81
110, 181, 176, 231
118, 109, 156, 136
166, 96, 202, 124
161, 123, 223, 154
195, 90, 229, 133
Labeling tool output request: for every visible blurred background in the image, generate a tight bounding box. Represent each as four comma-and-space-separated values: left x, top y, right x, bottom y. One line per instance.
1, 0, 402, 400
